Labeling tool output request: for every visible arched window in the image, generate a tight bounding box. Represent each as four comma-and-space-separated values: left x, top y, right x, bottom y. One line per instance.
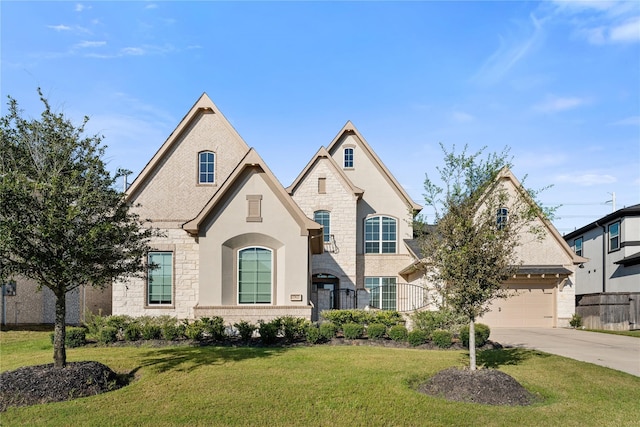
314, 210, 331, 243
199, 151, 215, 184
238, 247, 272, 304
365, 216, 397, 253
344, 147, 354, 168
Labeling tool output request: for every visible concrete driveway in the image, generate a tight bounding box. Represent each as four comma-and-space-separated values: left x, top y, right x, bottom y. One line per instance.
490, 328, 640, 377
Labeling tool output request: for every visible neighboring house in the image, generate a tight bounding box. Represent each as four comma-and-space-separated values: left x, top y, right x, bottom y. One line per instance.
564, 204, 640, 330
399, 168, 585, 328
0, 278, 111, 326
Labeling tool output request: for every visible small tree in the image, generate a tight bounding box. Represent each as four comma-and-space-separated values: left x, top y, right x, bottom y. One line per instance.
420, 144, 549, 370
0, 90, 156, 368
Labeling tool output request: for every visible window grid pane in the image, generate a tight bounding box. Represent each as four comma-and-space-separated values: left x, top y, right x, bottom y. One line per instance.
199, 152, 215, 183
365, 216, 396, 254
575, 238, 583, 256
609, 222, 620, 251
344, 148, 354, 168
148, 252, 172, 305
239, 247, 272, 304
314, 210, 331, 243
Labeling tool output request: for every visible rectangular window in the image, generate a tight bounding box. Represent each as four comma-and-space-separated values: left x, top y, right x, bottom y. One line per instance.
147, 252, 172, 305
238, 247, 272, 304
609, 222, 620, 251
497, 208, 508, 230
574, 237, 583, 257
344, 147, 354, 168
365, 277, 397, 310
365, 216, 397, 254
199, 152, 215, 184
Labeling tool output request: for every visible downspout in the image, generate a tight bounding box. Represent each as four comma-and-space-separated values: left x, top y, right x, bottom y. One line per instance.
596, 221, 606, 293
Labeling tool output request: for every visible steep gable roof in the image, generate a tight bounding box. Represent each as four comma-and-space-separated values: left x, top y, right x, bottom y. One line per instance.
125, 93, 250, 200
326, 121, 422, 213
286, 146, 364, 197
183, 148, 324, 254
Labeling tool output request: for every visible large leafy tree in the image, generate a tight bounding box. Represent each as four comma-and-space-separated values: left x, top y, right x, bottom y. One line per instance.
0, 90, 155, 368
421, 144, 549, 370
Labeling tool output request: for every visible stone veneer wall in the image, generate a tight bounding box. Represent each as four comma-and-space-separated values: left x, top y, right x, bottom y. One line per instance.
112, 228, 199, 320
291, 159, 359, 289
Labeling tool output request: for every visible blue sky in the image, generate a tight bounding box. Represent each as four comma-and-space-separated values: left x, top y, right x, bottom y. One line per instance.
2, 0, 639, 234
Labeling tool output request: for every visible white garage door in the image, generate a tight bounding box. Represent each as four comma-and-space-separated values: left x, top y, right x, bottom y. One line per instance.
479, 284, 555, 328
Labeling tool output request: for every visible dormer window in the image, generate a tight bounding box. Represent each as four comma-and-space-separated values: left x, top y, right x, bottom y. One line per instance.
344, 147, 354, 168
199, 151, 215, 184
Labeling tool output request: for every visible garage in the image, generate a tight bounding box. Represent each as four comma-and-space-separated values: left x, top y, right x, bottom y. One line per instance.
480, 283, 556, 328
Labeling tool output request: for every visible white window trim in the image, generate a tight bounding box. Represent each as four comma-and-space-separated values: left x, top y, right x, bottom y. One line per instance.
198, 151, 216, 185
364, 215, 398, 254
147, 251, 174, 306
608, 222, 620, 252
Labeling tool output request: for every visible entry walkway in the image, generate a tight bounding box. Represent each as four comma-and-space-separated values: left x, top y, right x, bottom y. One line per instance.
490, 328, 640, 377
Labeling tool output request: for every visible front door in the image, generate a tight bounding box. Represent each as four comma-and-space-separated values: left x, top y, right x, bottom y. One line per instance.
311, 274, 339, 320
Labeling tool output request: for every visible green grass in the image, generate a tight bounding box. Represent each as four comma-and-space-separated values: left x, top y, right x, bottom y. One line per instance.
583, 328, 640, 338
2, 331, 640, 426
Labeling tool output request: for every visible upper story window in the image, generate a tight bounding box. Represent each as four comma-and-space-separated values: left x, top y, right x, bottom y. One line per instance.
608, 222, 620, 252
365, 215, 397, 254
238, 247, 272, 304
497, 207, 508, 230
147, 252, 173, 305
344, 147, 354, 168
199, 151, 215, 184
574, 237, 583, 257
314, 210, 331, 243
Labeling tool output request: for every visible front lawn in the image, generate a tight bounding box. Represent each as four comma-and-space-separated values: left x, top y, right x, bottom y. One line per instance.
1, 330, 639, 426
584, 329, 640, 338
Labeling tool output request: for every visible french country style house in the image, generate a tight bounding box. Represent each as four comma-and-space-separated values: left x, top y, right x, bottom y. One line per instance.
107, 93, 583, 328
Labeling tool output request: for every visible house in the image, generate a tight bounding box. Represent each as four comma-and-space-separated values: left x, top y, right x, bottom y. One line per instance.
112, 94, 322, 324
0, 278, 111, 326
286, 122, 423, 319
564, 204, 640, 330
398, 168, 585, 328
112, 93, 583, 328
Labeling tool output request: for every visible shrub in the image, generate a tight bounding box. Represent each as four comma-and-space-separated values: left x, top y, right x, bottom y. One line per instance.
234, 320, 256, 342
431, 329, 453, 348
570, 313, 583, 329
123, 323, 141, 341
200, 316, 226, 341
388, 325, 408, 342
97, 326, 118, 344
258, 319, 280, 345
411, 309, 466, 336
83, 311, 106, 336
460, 323, 491, 348
366, 323, 387, 340
104, 315, 133, 332
140, 324, 162, 340
372, 311, 404, 327
51, 327, 87, 348
184, 320, 205, 341
279, 316, 309, 343
342, 322, 364, 339
407, 329, 429, 347
319, 322, 338, 340
161, 323, 182, 341
321, 309, 373, 328
305, 325, 322, 344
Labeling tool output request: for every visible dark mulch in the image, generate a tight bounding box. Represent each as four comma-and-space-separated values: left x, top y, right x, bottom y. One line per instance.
417, 367, 538, 406
0, 361, 127, 412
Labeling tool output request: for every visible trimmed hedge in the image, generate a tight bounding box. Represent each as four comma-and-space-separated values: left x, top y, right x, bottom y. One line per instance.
460, 323, 491, 348
431, 329, 453, 348
342, 322, 364, 339
366, 323, 387, 340
407, 329, 429, 346
388, 325, 408, 342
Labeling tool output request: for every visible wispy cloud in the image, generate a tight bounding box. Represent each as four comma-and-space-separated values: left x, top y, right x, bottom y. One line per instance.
451, 111, 475, 123
75, 41, 107, 49
533, 95, 590, 113
145, 3, 158, 10
75, 3, 91, 13
48, 24, 72, 31
550, 0, 640, 45
610, 116, 640, 126
473, 13, 545, 85
556, 173, 617, 186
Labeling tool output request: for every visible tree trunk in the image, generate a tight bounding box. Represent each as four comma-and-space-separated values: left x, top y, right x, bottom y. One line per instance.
469, 318, 476, 371
53, 292, 67, 368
